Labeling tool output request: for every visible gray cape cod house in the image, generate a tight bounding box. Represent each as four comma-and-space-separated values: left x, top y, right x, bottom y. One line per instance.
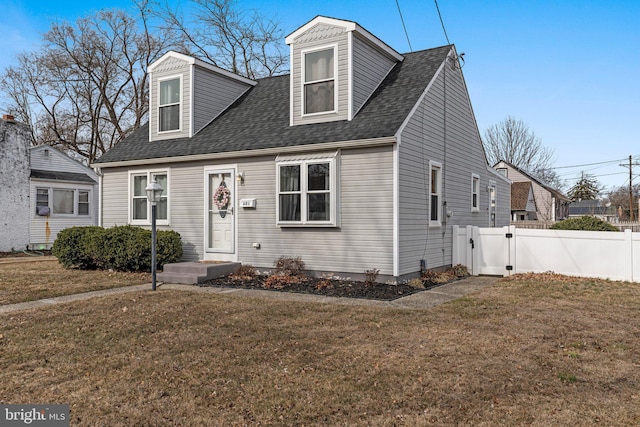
93, 16, 510, 282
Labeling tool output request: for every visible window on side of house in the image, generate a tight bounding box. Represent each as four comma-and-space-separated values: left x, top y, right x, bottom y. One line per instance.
159, 77, 181, 132
35, 187, 90, 216
429, 162, 442, 226
78, 190, 90, 215
277, 157, 337, 226
53, 189, 75, 215
471, 173, 480, 212
36, 188, 49, 208
303, 47, 335, 115
131, 171, 169, 224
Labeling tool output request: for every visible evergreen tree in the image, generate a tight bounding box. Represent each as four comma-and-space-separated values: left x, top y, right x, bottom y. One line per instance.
567, 172, 600, 201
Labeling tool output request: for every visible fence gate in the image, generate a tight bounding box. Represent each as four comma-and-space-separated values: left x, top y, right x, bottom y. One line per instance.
453, 225, 514, 277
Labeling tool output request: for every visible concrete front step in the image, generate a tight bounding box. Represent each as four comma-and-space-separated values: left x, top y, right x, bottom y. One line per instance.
158, 261, 241, 285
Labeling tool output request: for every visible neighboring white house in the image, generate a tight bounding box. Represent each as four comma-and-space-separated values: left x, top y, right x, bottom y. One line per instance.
0, 114, 99, 252
29, 145, 99, 249
494, 160, 570, 223
93, 16, 511, 282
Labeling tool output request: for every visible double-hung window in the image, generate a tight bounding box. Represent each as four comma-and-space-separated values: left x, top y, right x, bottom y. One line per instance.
429, 161, 442, 226
303, 46, 335, 115
159, 77, 181, 132
471, 173, 479, 212
277, 154, 338, 226
131, 171, 169, 224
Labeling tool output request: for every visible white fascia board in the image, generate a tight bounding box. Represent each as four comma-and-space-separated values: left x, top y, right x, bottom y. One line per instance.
92, 137, 396, 168
149, 50, 256, 86
285, 16, 356, 44
285, 16, 403, 62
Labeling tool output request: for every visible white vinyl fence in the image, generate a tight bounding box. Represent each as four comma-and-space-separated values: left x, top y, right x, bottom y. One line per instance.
453, 226, 640, 282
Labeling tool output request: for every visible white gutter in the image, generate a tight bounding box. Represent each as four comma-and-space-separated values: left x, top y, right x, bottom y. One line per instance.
91, 137, 397, 169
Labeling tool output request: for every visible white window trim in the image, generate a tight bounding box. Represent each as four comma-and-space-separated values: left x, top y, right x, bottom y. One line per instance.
157, 75, 183, 134
429, 161, 442, 227
301, 44, 338, 117
471, 173, 480, 212
128, 169, 170, 226
276, 155, 338, 227
35, 185, 92, 217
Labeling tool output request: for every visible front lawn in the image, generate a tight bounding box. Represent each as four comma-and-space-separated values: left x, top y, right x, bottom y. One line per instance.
0, 260, 150, 305
1, 268, 639, 425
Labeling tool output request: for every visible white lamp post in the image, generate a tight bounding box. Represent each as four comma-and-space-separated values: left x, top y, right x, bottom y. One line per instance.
145, 180, 164, 290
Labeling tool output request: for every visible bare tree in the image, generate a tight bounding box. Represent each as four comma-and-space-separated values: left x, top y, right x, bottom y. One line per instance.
153, 0, 288, 79
484, 116, 564, 189
0, 2, 177, 163
603, 183, 640, 221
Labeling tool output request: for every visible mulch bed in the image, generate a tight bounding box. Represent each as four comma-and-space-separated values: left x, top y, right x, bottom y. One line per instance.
198, 276, 424, 301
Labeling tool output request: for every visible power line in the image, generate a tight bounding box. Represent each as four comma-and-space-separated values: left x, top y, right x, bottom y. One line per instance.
549, 157, 633, 170
434, 0, 451, 45
395, 0, 412, 52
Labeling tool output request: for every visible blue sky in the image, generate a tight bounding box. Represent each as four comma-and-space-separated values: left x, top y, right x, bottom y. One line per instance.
1, 0, 638, 192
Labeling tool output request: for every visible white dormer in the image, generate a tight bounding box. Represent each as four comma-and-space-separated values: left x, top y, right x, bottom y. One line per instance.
285, 16, 403, 126
148, 51, 256, 142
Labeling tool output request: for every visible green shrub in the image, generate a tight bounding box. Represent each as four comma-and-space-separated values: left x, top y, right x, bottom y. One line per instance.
52, 226, 105, 269
52, 225, 182, 271
550, 216, 619, 232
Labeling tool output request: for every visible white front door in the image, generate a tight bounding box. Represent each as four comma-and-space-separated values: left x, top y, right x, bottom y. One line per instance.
205, 168, 236, 260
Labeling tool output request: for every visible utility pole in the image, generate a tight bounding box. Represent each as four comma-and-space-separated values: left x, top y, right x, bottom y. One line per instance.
620, 155, 640, 221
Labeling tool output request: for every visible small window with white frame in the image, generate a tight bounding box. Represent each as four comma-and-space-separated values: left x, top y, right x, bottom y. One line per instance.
35, 187, 90, 217
158, 76, 181, 132
471, 173, 480, 212
277, 153, 338, 226
130, 171, 169, 225
302, 46, 336, 115
429, 161, 442, 226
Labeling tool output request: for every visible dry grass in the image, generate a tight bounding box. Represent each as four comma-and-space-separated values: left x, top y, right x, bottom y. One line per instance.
0, 260, 150, 305
1, 266, 640, 425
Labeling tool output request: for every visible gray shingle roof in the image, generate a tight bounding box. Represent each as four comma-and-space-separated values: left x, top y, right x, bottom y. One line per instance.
31, 169, 97, 184
95, 45, 451, 165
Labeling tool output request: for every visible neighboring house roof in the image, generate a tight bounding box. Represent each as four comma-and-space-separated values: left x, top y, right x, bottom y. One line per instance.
30, 169, 97, 184
495, 160, 570, 202
94, 45, 451, 165
511, 181, 535, 211
568, 200, 612, 216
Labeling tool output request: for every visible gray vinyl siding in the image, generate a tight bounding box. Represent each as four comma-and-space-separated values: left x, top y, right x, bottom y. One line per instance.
101, 169, 129, 226
150, 57, 191, 141
290, 23, 349, 125
397, 58, 510, 276
192, 66, 251, 134
236, 146, 394, 275
352, 34, 396, 116
29, 146, 99, 249
100, 145, 394, 274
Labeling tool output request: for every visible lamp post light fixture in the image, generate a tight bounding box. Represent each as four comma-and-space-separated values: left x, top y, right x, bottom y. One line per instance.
145, 180, 164, 290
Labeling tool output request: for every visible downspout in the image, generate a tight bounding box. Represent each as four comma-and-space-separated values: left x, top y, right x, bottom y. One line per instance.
94, 167, 103, 227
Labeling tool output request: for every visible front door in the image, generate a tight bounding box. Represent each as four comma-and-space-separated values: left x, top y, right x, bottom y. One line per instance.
205, 168, 236, 260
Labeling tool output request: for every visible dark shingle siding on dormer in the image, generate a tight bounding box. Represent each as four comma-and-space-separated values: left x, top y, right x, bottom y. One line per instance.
95, 46, 451, 165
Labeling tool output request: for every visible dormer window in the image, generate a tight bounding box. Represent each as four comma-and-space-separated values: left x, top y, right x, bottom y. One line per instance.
303, 46, 336, 115
159, 76, 181, 132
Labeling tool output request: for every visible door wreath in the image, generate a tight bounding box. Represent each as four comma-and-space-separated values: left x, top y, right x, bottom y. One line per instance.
213, 181, 230, 217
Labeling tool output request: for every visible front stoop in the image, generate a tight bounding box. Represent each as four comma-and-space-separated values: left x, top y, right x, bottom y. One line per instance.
157, 262, 241, 285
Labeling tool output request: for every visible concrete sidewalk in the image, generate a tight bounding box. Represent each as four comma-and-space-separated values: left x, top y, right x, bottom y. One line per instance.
0, 276, 500, 314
